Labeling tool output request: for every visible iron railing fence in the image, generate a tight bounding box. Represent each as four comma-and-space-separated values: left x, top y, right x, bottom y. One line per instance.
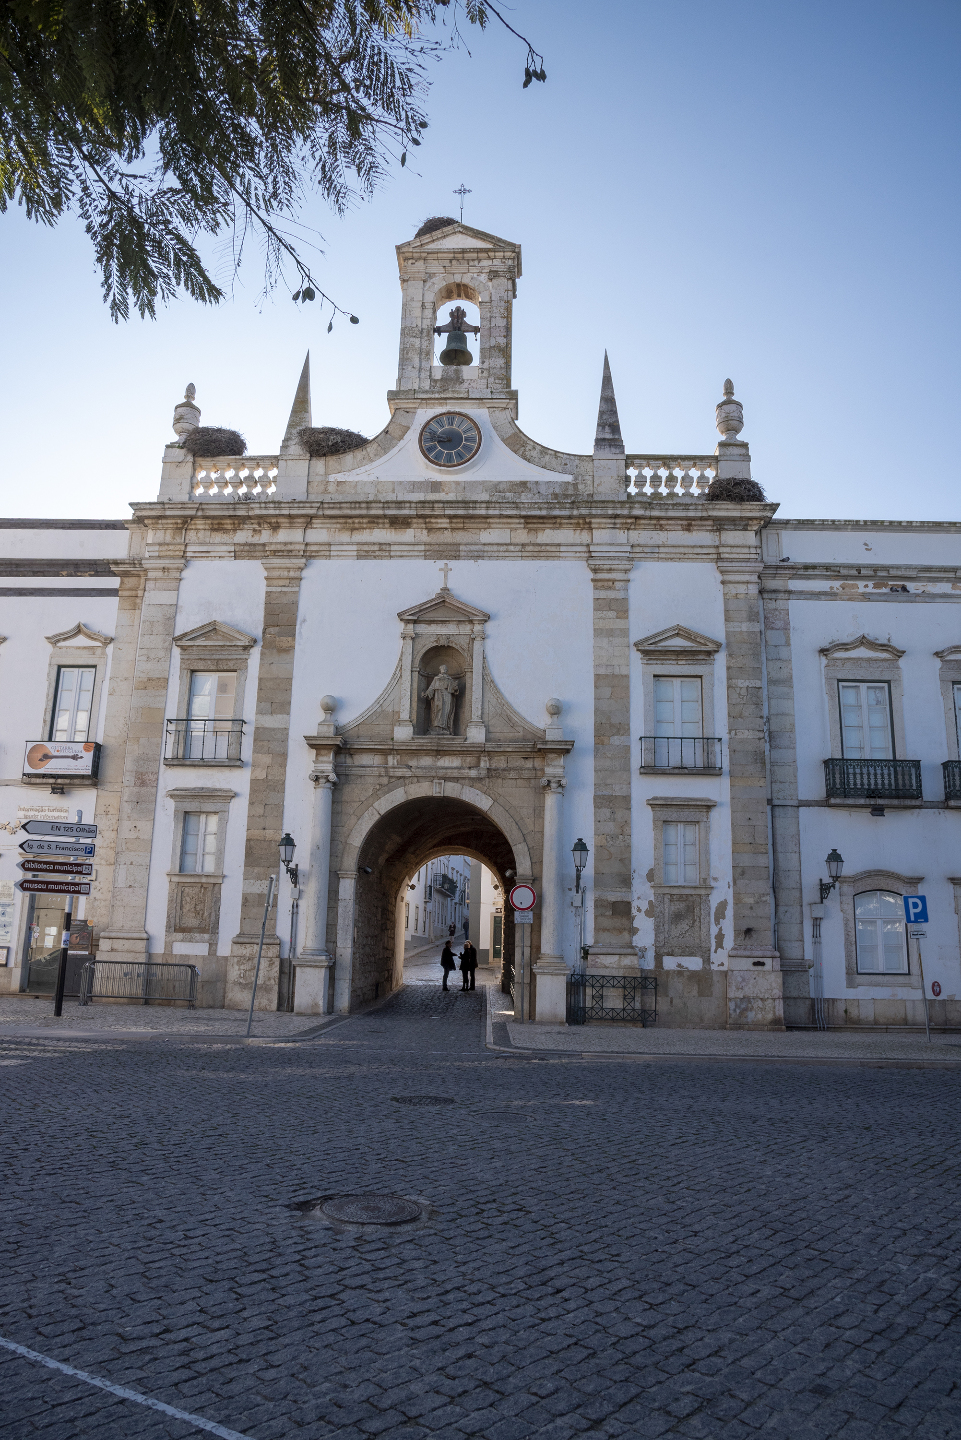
78, 960, 199, 1007
165, 718, 245, 762
943, 760, 961, 802
824, 757, 922, 801
639, 737, 722, 770
566, 974, 657, 1026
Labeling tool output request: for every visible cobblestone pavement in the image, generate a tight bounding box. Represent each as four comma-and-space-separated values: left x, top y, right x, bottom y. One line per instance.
0, 995, 324, 1038
1, 983, 960, 1439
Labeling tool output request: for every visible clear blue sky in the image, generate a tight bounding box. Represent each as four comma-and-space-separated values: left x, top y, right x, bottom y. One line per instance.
1, 0, 958, 521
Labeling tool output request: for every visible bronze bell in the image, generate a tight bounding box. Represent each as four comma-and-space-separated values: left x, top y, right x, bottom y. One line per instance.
439, 330, 473, 367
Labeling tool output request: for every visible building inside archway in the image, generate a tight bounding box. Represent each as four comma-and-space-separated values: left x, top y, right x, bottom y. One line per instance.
403, 856, 506, 975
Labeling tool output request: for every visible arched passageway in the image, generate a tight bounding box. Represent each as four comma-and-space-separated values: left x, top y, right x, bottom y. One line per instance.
348, 796, 517, 1010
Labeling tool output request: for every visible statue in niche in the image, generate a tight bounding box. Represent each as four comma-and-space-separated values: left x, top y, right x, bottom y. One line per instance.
424, 665, 460, 734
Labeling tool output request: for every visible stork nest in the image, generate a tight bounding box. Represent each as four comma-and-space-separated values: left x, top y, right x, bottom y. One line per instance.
414, 215, 458, 238
297, 425, 369, 458
705, 476, 767, 503
180, 426, 247, 458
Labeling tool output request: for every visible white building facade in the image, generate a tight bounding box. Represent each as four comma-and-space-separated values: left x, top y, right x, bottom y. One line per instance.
1, 220, 959, 1029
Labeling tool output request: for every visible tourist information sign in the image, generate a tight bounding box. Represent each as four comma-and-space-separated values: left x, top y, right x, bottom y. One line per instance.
19, 839, 96, 858
20, 820, 98, 839
16, 879, 91, 896
18, 860, 94, 877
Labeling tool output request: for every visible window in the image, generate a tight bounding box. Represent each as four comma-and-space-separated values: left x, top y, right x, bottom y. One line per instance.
50, 666, 96, 742
405, 903, 410, 930
414, 906, 419, 932
854, 890, 908, 974
663, 822, 698, 885
839, 682, 894, 759
179, 813, 220, 874
654, 677, 702, 737
185, 672, 237, 760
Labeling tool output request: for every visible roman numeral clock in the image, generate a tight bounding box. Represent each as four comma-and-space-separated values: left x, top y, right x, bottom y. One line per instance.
419, 412, 482, 467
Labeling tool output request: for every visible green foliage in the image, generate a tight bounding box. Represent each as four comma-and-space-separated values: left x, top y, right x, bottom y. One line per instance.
0, 0, 543, 321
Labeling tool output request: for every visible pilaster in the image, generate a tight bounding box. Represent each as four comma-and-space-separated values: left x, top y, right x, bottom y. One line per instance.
719, 559, 784, 1028
98, 556, 184, 963
227, 557, 305, 1009
587, 552, 636, 971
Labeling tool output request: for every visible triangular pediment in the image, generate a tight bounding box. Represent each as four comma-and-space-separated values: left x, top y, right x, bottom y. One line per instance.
397, 589, 490, 625
398, 223, 519, 256
820, 634, 904, 660
173, 620, 256, 651
634, 624, 722, 659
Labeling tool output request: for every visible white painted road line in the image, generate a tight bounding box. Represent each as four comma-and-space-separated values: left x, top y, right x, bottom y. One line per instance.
0, 1335, 250, 1439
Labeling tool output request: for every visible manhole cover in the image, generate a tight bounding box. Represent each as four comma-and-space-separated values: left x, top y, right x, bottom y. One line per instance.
319, 1194, 422, 1225
391, 1095, 458, 1107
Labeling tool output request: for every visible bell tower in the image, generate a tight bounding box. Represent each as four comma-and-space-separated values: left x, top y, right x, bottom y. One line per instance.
388, 221, 521, 416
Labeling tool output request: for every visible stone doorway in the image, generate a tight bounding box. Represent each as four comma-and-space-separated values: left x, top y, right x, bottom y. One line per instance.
339, 795, 520, 1012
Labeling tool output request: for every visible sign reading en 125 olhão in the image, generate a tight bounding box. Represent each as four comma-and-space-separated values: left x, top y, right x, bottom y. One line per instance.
22, 740, 102, 781
20, 819, 98, 839
903, 895, 928, 925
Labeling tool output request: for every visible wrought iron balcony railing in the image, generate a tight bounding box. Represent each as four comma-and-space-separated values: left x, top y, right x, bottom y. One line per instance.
944, 760, 961, 802
824, 757, 922, 801
639, 736, 722, 770
165, 718, 245, 763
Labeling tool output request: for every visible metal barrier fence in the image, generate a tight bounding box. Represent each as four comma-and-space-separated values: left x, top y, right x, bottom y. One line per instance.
78, 960, 199, 1007
566, 973, 657, 1026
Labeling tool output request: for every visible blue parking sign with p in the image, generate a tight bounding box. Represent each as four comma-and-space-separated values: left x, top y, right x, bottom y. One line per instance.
903, 895, 928, 925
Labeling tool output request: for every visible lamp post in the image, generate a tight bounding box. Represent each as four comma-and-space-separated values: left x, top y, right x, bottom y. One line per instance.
819, 848, 844, 903
572, 838, 589, 973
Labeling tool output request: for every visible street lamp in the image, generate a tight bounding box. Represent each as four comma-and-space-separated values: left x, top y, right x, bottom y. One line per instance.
278, 832, 298, 886
819, 848, 843, 903
572, 838, 589, 893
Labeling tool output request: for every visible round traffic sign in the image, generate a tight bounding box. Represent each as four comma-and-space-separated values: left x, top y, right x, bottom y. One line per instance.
509, 883, 536, 912
931, 981, 942, 997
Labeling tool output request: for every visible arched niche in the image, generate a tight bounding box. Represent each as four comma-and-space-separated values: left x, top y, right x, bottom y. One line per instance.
416, 643, 468, 736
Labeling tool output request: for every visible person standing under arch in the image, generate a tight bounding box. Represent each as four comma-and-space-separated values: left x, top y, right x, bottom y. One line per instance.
459, 940, 478, 991
440, 941, 456, 991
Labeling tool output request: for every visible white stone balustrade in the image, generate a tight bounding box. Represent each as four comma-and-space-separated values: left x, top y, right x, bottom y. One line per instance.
192, 459, 280, 500
625, 455, 717, 498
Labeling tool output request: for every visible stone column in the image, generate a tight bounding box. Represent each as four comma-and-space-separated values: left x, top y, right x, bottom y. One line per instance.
98, 557, 184, 964
394, 623, 416, 740
761, 568, 809, 1023
719, 561, 784, 1029
226, 557, 305, 1010
293, 769, 337, 1014
533, 777, 567, 1022
333, 870, 357, 1013
587, 554, 637, 972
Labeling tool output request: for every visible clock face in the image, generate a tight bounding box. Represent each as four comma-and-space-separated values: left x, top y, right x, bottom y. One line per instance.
419, 412, 482, 468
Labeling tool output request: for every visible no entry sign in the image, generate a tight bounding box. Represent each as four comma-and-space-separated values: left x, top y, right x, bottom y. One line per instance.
509, 883, 536, 911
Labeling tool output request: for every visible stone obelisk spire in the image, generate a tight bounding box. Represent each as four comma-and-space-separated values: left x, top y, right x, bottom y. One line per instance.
593, 351, 625, 457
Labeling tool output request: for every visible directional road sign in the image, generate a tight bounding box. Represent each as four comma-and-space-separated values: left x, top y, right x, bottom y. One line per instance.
16, 879, 91, 896
18, 860, 94, 877
903, 895, 928, 925
20, 820, 97, 839
19, 839, 96, 858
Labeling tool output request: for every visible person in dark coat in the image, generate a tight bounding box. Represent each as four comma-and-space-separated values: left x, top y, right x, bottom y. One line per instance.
459, 941, 478, 991
440, 942, 456, 991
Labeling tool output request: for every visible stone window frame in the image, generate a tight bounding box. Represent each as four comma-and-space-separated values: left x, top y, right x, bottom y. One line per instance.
634, 626, 722, 775
646, 796, 717, 966
164, 787, 235, 948
934, 645, 961, 762
820, 636, 907, 761
837, 867, 922, 990
167, 621, 256, 768
39, 623, 113, 747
